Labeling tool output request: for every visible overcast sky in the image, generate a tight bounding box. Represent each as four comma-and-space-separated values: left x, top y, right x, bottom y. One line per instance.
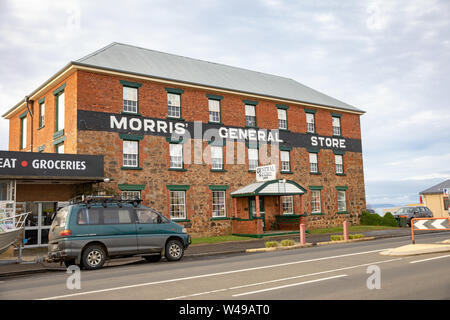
1, 0, 449, 207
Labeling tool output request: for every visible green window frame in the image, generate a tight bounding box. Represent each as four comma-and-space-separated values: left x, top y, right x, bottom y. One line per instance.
276, 104, 289, 130
53, 83, 66, 135
120, 80, 141, 115
305, 109, 316, 134
38, 97, 45, 129
166, 185, 190, 221
19, 111, 28, 150
166, 87, 184, 120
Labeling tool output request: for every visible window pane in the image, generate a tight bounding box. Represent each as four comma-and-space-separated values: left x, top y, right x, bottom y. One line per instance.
123, 141, 138, 167
211, 146, 223, 169
306, 113, 314, 132
209, 99, 220, 112
311, 190, 321, 213
56, 143, 64, 154
57, 92, 65, 131
168, 93, 180, 107
77, 208, 101, 225
40, 103, 45, 127
338, 191, 347, 212
277, 109, 286, 120
21, 117, 27, 149
136, 209, 159, 224
245, 105, 255, 116
121, 191, 140, 200
170, 191, 186, 219
212, 191, 226, 217
248, 148, 258, 170
282, 196, 294, 214
170, 144, 183, 168
123, 87, 138, 113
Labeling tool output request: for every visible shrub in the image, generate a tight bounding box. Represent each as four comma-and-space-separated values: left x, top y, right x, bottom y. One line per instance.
280, 239, 295, 247
382, 212, 398, 227
265, 241, 279, 248
330, 233, 364, 241
360, 210, 383, 226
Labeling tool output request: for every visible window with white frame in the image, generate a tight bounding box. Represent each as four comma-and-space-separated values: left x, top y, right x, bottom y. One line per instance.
56, 143, 64, 154
306, 112, 315, 133
248, 148, 258, 171
335, 154, 344, 174
332, 116, 341, 136
282, 196, 294, 214
20, 116, 27, 150
170, 143, 183, 169
170, 191, 186, 219
278, 109, 287, 130
123, 87, 138, 113
56, 92, 65, 132
121, 191, 140, 200
123, 140, 138, 167
311, 190, 321, 213
212, 191, 226, 217
337, 190, 347, 212
309, 152, 318, 173
209, 99, 221, 123
280, 150, 290, 172
168, 93, 181, 118
211, 146, 223, 170
245, 105, 256, 127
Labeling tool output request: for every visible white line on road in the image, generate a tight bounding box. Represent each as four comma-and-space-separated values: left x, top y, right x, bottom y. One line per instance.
166, 258, 402, 300
40, 248, 391, 300
409, 254, 450, 264
232, 274, 348, 297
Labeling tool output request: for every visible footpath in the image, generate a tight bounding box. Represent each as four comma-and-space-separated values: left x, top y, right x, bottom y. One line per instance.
0, 228, 448, 278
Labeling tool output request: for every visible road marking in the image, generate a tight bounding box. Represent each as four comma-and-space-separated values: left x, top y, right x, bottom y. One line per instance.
40, 248, 391, 300
232, 274, 348, 297
166, 258, 402, 300
409, 254, 450, 264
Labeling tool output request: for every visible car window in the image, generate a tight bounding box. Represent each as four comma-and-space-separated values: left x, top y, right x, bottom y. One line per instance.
52, 207, 69, 227
135, 209, 160, 224
406, 208, 414, 213
103, 208, 132, 224
419, 207, 425, 212
77, 208, 101, 225
396, 208, 405, 214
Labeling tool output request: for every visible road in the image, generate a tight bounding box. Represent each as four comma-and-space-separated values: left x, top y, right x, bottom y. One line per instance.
1, 232, 450, 300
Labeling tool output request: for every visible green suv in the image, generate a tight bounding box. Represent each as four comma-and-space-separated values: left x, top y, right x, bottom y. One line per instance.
47, 198, 191, 270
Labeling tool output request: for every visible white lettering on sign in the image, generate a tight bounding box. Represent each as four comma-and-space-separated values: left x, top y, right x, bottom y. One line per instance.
218, 127, 283, 143
110, 115, 187, 135
311, 136, 346, 149
31, 159, 87, 171
0, 158, 17, 168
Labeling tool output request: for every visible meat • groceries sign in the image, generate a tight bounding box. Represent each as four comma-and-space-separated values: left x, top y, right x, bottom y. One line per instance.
0, 151, 104, 178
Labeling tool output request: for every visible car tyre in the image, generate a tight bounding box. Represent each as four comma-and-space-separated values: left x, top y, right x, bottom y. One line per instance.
82, 245, 106, 270
144, 254, 161, 262
165, 239, 184, 261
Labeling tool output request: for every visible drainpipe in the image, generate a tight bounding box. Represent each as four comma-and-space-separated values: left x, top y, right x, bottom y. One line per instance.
25, 96, 34, 152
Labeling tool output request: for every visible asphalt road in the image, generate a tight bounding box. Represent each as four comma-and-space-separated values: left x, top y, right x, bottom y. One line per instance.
1, 232, 449, 300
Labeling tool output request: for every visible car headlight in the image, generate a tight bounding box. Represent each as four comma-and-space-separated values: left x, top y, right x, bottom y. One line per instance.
182, 228, 187, 233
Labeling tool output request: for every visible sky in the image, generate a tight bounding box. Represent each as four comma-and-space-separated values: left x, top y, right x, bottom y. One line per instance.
0, 0, 449, 207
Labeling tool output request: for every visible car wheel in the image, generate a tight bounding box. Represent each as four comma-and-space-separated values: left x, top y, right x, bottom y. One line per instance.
165, 239, 184, 261
82, 245, 106, 270
144, 254, 161, 262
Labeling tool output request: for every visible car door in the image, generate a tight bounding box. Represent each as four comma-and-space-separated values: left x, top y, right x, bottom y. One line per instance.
100, 207, 138, 256
134, 208, 170, 254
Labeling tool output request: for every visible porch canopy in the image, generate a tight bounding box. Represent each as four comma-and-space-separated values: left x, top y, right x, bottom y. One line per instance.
231, 179, 306, 198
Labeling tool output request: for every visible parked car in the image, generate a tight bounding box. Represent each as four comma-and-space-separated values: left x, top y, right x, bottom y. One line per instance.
47, 198, 191, 270
393, 206, 433, 227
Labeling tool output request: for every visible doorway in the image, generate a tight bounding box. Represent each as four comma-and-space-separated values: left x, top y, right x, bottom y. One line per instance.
249, 197, 266, 231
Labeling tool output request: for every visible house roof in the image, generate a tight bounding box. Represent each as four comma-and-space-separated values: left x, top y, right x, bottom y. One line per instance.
420, 179, 450, 195
3, 42, 365, 119
73, 42, 364, 113
231, 180, 306, 197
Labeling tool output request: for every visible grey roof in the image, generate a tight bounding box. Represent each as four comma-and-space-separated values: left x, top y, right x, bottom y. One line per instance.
74, 42, 363, 113
231, 180, 306, 197
420, 179, 450, 194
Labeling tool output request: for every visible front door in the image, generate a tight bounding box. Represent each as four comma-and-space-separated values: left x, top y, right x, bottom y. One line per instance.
249, 197, 265, 231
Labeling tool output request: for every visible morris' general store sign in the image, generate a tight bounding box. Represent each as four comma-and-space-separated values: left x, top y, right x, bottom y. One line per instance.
0, 151, 104, 178
78, 110, 362, 152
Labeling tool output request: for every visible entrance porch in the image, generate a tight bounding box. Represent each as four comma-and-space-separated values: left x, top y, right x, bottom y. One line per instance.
230, 180, 307, 237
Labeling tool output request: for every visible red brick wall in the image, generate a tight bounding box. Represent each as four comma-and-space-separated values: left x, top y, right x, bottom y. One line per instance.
8, 72, 78, 154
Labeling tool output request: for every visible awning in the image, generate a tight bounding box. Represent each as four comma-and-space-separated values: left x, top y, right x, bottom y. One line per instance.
231, 180, 306, 198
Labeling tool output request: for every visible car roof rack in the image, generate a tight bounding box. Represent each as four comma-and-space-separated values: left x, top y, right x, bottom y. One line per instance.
70, 195, 142, 207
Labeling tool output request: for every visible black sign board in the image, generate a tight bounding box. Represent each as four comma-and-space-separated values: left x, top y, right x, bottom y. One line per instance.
0, 151, 104, 179
78, 110, 363, 153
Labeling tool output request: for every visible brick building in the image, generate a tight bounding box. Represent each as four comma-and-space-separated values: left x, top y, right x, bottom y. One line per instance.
3, 42, 366, 241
